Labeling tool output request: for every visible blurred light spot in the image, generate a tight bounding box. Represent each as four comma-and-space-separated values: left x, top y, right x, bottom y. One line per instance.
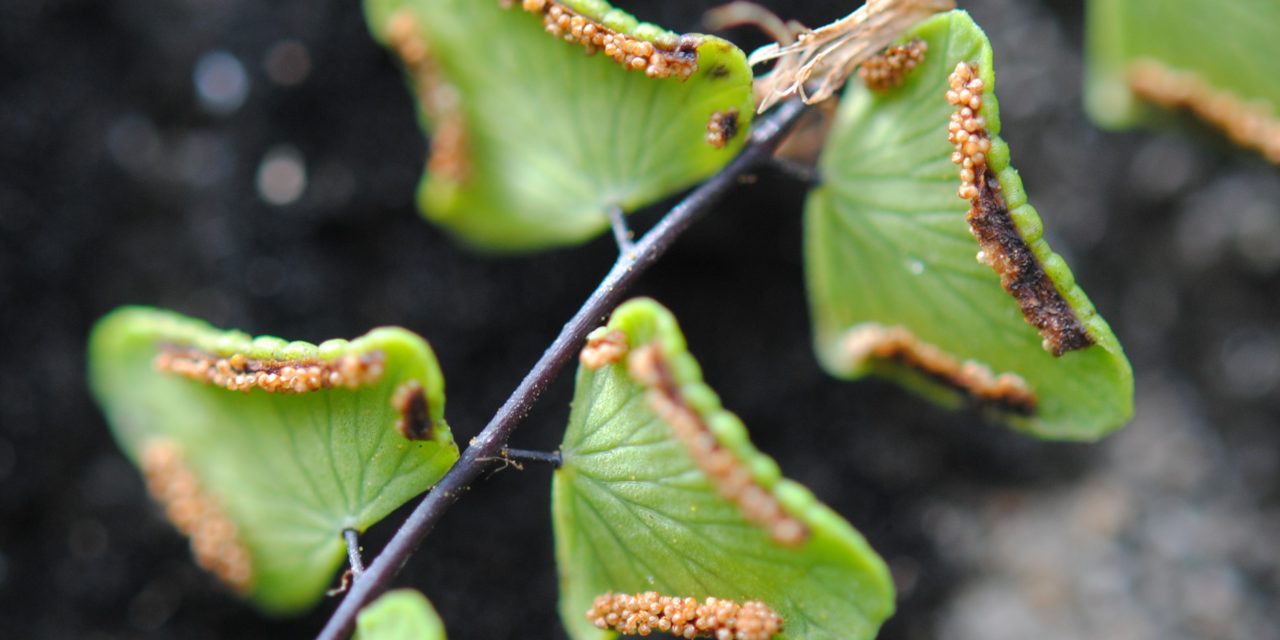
194, 50, 249, 116
1182, 567, 1243, 626
256, 145, 307, 206
1233, 203, 1280, 275
1218, 330, 1280, 398
105, 115, 160, 173
69, 518, 109, 561
172, 132, 235, 188
890, 556, 920, 597
264, 40, 312, 86
1175, 177, 1242, 268
128, 579, 181, 631
1178, 172, 1280, 271
1130, 134, 1198, 200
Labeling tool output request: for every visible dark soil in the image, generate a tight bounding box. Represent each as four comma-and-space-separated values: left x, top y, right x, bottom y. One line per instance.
1, 0, 1276, 638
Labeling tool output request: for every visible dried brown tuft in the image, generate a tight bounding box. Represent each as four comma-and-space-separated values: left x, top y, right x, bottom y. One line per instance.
580, 329, 630, 370
392, 380, 434, 441
1128, 58, 1280, 165
586, 591, 783, 640
513, 0, 700, 80
141, 441, 253, 592
626, 344, 808, 546
155, 346, 385, 393
705, 109, 741, 148
748, 0, 955, 111
858, 39, 927, 91
947, 62, 1093, 355
842, 323, 1037, 413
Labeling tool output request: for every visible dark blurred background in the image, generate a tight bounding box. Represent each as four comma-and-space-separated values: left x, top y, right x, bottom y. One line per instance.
1, 0, 1277, 638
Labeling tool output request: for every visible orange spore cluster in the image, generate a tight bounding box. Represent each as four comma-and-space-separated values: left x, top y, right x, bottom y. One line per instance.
1129, 58, 1280, 165
586, 592, 783, 640
141, 440, 253, 593
385, 8, 469, 183
580, 328, 629, 370
842, 324, 1036, 413
154, 346, 385, 393
858, 39, 927, 91
517, 0, 699, 80
627, 345, 808, 547
947, 62, 993, 200
386, 9, 427, 66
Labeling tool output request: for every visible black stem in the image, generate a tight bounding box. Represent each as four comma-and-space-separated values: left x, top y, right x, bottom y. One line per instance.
315, 98, 806, 640
501, 447, 562, 468
343, 529, 364, 579
769, 157, 822, 185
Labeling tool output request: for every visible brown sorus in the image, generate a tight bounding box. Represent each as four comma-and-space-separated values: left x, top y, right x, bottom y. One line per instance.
1128, 58, 1280, 165
626, 344, 808, 546
154, 345, 386, 393
384, 9, 470, 183
705, 109, 740, 148
947, 62, 1093, 355
580, 329, 629, 370
859, 39, 927, 91
842, 323, 1037, 414
515, 0, 700, 80
141, 440, 253, 593
586, 591, 783, 640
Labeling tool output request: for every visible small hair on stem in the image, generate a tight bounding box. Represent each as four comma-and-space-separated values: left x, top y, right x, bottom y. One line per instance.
500, 447, 563, 469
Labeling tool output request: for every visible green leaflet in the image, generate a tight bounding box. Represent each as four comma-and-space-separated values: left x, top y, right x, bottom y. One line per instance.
805, 10, 1133, 440
88, 307, 458, 613
355, 590, 447, 640
364, 0, 754, 251
553, 299, 894, 640
1085, 0, 1280, 133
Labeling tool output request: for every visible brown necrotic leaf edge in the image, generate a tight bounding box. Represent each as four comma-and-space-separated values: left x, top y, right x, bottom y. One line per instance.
968, 171, 1092, 355
392, 380, 435, 441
